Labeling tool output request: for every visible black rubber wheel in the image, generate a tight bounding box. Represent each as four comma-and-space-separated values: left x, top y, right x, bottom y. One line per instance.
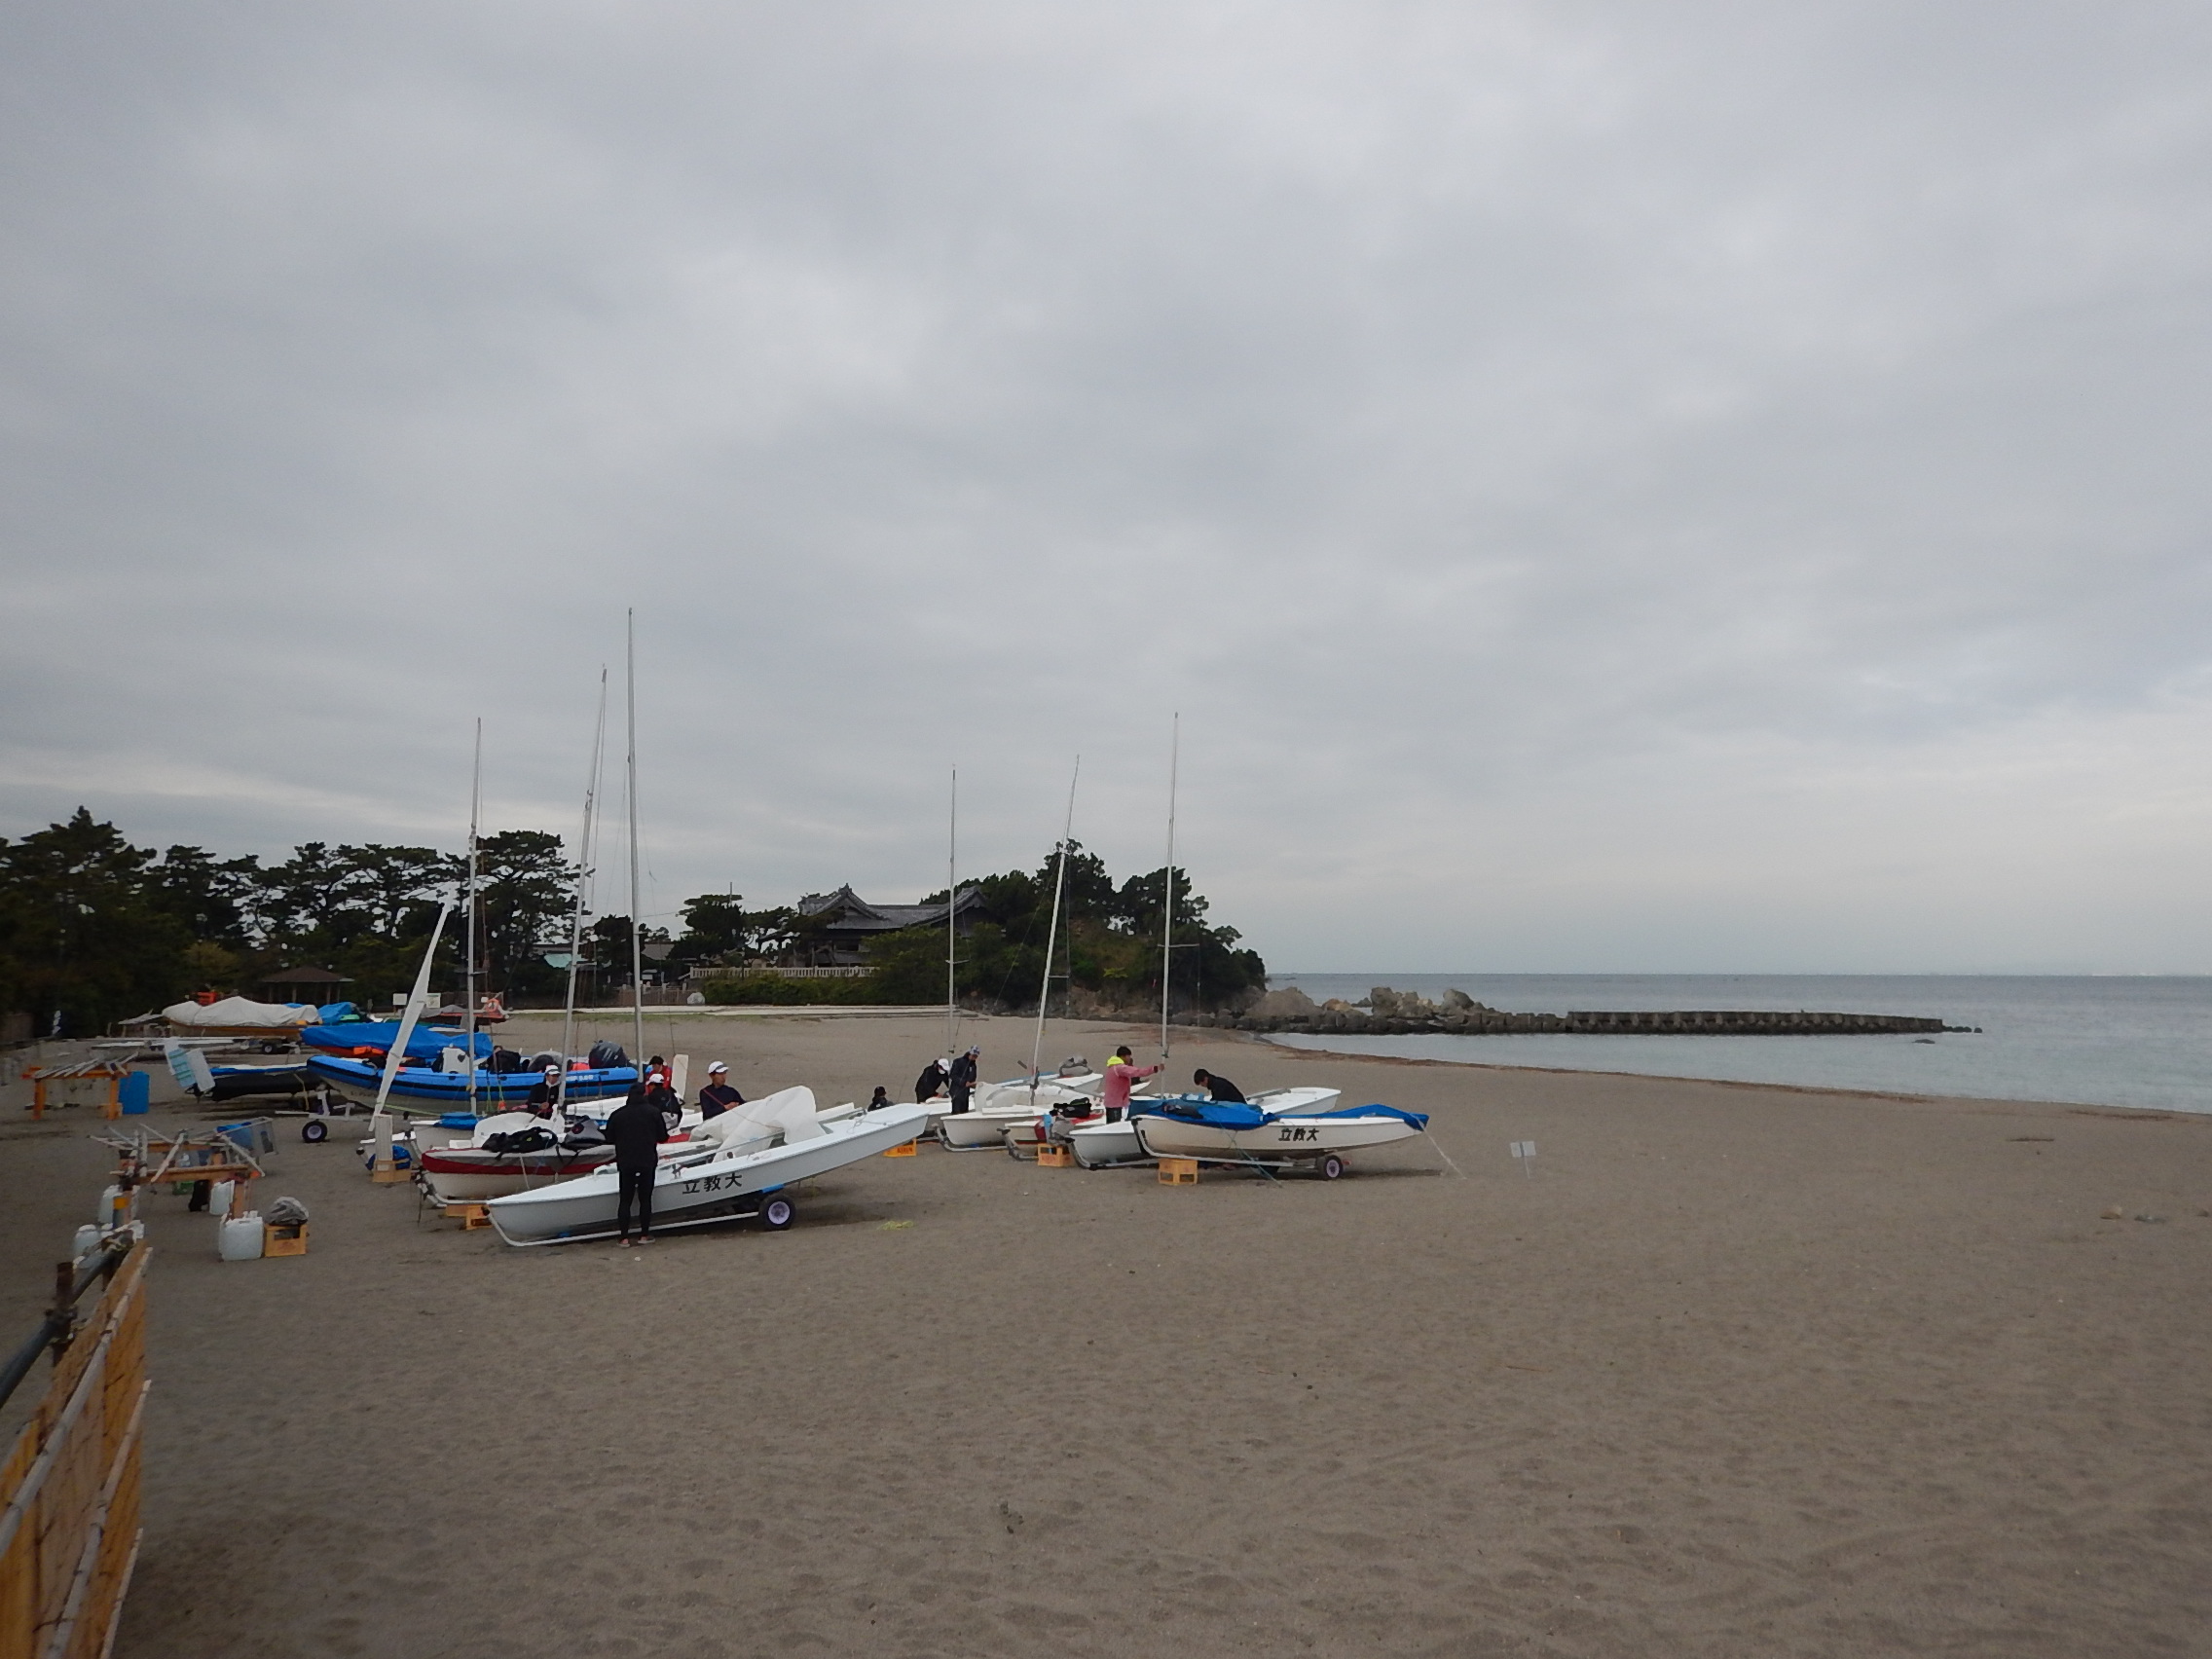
1319, 1154, 1346, 1181
759, 1196, 796, 1231
302, 1120, 329, 1143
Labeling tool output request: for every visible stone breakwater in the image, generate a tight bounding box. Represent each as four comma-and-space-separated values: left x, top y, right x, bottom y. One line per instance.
1185, 985, 1971, 1037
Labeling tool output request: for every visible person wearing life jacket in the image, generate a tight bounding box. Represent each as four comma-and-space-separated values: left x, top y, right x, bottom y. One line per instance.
1100, 1046, 1161, 1123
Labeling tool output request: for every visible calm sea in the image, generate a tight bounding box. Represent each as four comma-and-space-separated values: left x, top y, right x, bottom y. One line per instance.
1261, 975, 2212, 1115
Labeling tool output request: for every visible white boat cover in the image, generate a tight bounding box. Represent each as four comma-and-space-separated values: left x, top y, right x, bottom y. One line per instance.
162, 996, 317, 1030
684, 1086, 826, 1154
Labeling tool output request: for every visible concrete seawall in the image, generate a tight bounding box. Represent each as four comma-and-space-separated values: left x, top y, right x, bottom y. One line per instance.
1187, 989, 1970, 1038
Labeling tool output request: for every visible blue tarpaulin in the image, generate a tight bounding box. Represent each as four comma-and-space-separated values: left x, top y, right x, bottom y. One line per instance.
301, 1021, 494, 1062
1128, 1097, 1429, 1131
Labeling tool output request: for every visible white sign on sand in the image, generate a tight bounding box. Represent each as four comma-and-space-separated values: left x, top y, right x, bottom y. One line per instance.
1509, 1140, 1536, 1176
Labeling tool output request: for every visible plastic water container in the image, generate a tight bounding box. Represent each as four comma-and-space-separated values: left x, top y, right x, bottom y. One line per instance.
73, 1224, 101, 1260
95, 1184, 131, 1230
119, 1072, 150, 1114
208, 1180, 235, 1217
219, 1213, 265, 1261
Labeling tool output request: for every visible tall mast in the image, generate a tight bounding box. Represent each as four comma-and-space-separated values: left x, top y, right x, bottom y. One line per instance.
1029, 756, 1080, 1094
946, 766, 958, 1052
626, 608, 645, 1068
1161, 712, 1178, 1059
557, 672, 608, 1114
463, 719, 482, 1115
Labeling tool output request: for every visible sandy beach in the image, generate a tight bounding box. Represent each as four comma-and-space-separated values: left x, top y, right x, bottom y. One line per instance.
4, 1011, 2208, 1656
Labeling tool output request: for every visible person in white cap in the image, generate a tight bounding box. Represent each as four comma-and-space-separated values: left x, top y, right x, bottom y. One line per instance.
697, 1061, 744, 1121
525, 1062, 564, 1117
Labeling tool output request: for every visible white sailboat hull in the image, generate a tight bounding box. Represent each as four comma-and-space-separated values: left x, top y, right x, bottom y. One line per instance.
486, 1103, 931, 1245
1132, 1110, 1417, 1162
1070, 1088, 1343, 1166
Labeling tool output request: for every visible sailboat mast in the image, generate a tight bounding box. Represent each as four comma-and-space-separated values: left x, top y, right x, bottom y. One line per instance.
1029, 757, 1080, 1091
557, 672, 608, 1114
946, 766, 958, 1052
1161, 712, 1178, 1059
464, 719, 482, 1116
626, 608, 645, 1068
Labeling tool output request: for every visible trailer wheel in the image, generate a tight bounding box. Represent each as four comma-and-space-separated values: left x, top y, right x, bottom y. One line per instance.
759, 1196, 796, 1231
302, 1120, 328, 1143
1319, 1154, 1346, 1181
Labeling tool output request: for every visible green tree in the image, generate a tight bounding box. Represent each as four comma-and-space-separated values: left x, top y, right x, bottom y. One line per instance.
473, 830, 572, 996
0, 809, 190, 1034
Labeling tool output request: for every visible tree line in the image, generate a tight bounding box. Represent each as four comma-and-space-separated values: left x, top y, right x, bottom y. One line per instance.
0, 809, 1265, 1037
683, 843, 1268, 1014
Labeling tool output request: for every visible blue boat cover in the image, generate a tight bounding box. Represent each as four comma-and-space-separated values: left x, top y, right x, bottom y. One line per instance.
301, 1021, 493, 1061
1127, 1097, 1428, 1131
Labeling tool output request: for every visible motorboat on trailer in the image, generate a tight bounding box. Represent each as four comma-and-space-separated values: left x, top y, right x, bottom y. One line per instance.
1124, 1095, 1428, 1175
1066, 1086, 1344, 1167
309, 1051, 638, 1106
486, 1095, 932, 1245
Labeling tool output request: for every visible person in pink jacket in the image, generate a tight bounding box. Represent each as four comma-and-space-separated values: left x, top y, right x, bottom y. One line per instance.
1099, 1046, 1161, 1122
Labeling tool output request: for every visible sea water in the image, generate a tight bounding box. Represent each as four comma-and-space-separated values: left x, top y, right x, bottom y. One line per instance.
1261, 975, 2212, 1115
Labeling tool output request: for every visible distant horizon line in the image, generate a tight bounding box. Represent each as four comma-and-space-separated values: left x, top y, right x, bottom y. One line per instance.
1268, 970, 2212, 979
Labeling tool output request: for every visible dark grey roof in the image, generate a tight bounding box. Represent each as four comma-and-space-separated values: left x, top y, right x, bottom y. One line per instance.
796, 886, 980, 933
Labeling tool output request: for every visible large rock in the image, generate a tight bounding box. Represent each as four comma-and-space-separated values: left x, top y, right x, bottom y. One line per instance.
1247, 986, 1321, 1021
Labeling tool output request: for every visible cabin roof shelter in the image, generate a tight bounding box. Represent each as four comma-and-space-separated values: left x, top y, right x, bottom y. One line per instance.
793, 885, 980, 965
258, 966, 352, 1001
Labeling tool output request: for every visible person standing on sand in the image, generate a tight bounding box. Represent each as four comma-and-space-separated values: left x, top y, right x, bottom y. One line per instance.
697, 1061, 743, 1120
1101, 1046, 1161, 1122
605, 1085, 667, 1245
914, 1056, 948, 1102
1192, 1068, 1246, 1104
948, 1046, 979, 1115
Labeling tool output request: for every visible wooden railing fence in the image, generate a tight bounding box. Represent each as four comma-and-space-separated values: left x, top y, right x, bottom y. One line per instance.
0, 1239, 149, 1659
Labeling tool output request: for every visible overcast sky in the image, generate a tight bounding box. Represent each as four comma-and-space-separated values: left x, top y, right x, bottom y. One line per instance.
5, 2, 2210, 973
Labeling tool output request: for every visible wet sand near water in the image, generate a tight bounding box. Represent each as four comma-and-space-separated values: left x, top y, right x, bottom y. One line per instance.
5, 1012, 2209, 1656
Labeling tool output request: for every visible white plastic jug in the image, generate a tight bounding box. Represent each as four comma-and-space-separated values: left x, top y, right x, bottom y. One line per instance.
73, 1224, 101, 1261
219, 1213, 265, 1261
95, 1184, 131, 1230
208, 1179, 236, 1218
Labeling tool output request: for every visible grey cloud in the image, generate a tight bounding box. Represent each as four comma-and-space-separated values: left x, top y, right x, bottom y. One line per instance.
4, 1, 2210, 970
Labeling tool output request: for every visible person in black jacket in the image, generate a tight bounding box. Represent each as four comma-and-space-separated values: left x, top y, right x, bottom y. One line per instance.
525, 1064, 563, 1117
606, 1081, 669, 1244
697, 1061, 744, 1121
1192, 1068, 1246, 1104
948, 1046, 980, 1116
914, 1057, 948, 1103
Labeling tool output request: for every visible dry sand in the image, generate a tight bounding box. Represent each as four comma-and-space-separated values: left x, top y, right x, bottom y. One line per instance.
4, 1011, 2209, 1657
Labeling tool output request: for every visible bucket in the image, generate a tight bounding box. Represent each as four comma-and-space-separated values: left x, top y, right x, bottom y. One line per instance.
219, 1213, 265, 1261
